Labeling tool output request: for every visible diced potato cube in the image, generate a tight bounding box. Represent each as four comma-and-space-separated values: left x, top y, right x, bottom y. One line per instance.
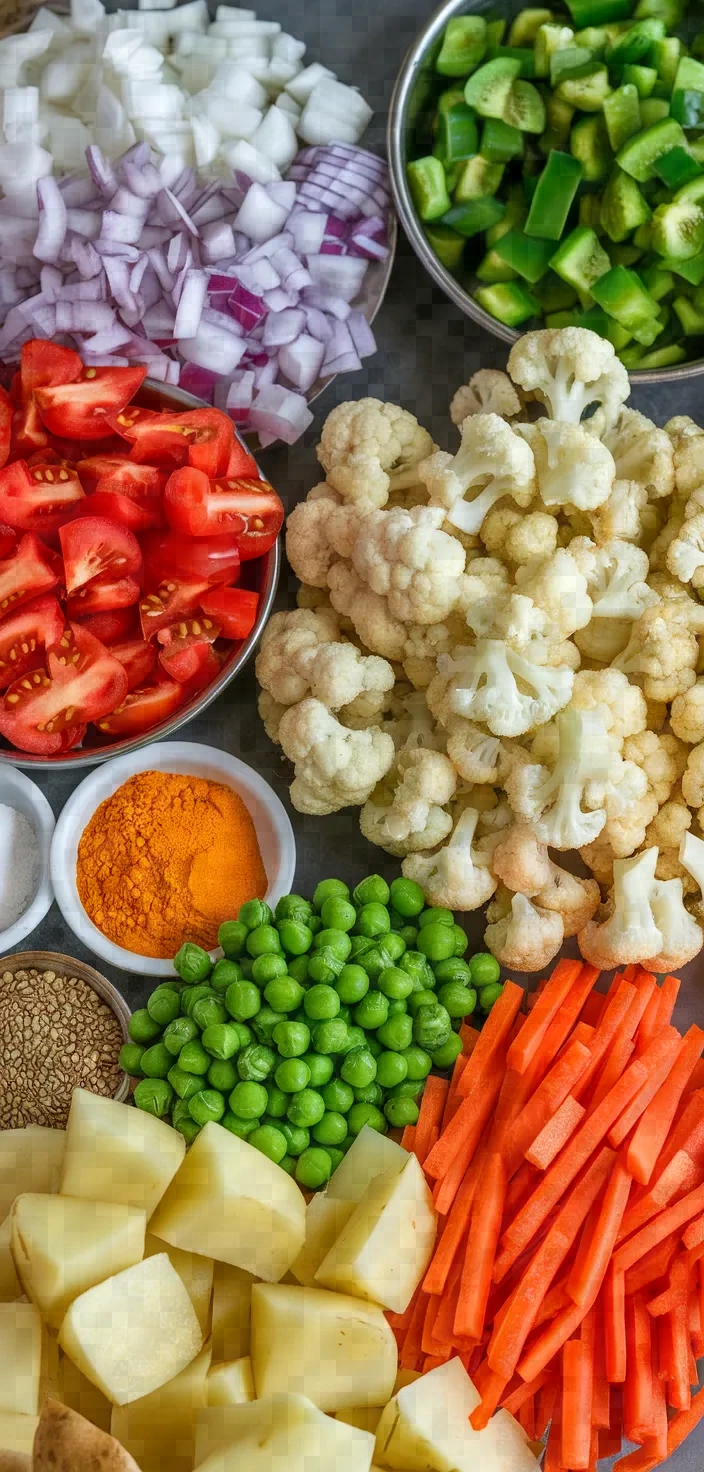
0, 1217, 20, 1302
481, 1408, 545, 1470
374, 1358, 540, 1472
0, 1128, 65, 1222
58, 1253, 202, 1406
145, 1234, 213, 1335
324, 1127, 407, 1203
0, 1412, 38, 1455
315, 1152, 436, 1313
193, 1392, 374, 1472
210, 1264, 257, 1362
111, 1343, 211, 1472
11, 1194, 146, 1329
250, 1283, 396, 1412
33, 1399, 142, 1472
149, 1124, 305, 1282
206, 1357, 254, 1407
290, 1196, 354, 1289
0, 1304, 42, 1417
60, 1091, 185, 1217
55, 1352, 112, 1433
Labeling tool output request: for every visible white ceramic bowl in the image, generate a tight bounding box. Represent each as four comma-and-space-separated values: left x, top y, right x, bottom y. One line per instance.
0, 767, 55, 955
50, 741, 296, 977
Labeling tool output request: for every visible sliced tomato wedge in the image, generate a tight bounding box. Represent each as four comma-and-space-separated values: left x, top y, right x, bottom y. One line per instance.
0, 458, 86, 537
110, 638, 157, 692
139, 578, 211, 640
59, 516, 142, 594
163, 468, 282, 553
76, 607, 137, 645
183, 409, 234, 478
11, 399, 49, 457
109, 406, 190, 468
21, 340, 82, 396
159, 638, 221, 689
0, 594, 66, 690
225, 438, 259, 478
0, 525, 16, 561
200, 587, 259, 641
86, 490, 163, 534
113, 406, 234, 477
141, 529, 240, 591
34, 365, 147, 441
66, 574, 141, 617
93, 678, 184, 738
0, 534, 61, 616
0, 620, 128, 755
77, 456, 163, 497
0, 385, 12, 471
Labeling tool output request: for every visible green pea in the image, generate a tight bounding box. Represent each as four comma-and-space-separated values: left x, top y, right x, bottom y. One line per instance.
128, 1008, 162, 1045
229, 1080, 268, 1118
218, 920, 248, 958
304, 984, 340, 1022
313, 928, 352, 961
307, 915, 323, 935
388, 907, 406, 932
265, 1083, 289, 1118
417, 923, 456, 962
413, 1002, 453, 1052
479, 981, 505, 1011
385, 1096, 420, 1128
246, 924, 281, 958
389, 876, 425, 917
201, 1022, 240, 1060
210, 958, 242, 993
174, 1114, 201, 1143
307, 947, 344, 985
311, 1020, 349, 1055
167, 1065, 203, 1100
265, 977, 304, 1013
221, 1111, 258, 1138
322, 1078, 354, 1114
249, 1123, 287, 1163
452, 924, 469, 956
341, 1025, 367, 1054
340, 1048, 377, 1089
287, 955, 310, 985
134, 1078, 173, 1118
191, 997, 227, 1032
163, 1016, 198, 1056
337, 1004, 352, 1026
434, 957, 472, 986
335, 965, 369, 1005
322, 1146, 345, 1173
237, 1043, 276, 1082
376, 1051, 408, 1088
182, 985, 216, 1017
172, 1097, 194, 1130
470, 952, 501, 987
239, 899, 273, 929
347, 1102, 387, 1137
233, 1022, 254, 1049
400, 925, 419, 947
177, 1039, 210, 1075
355, 902, 391, 938
392, 1078, 423, 1099
272, 1020, 310, 1058
418, 907, 454, 930
119, 1043, 145, 1076
275, 894, 312, 924
352, 1081, 382, 1106
140, 1043, 173, 1079
146, 988, 181, 1026
180, 986, 195, 1014
312, 1110, 348, 1146
360, 934, 406, 979
279, 1153, 296, 1174
238, 958, 255, 981
251, 1007, 286, 1042
207, 1058, 238, 1092
386, 998, 407, 1019
287, 1089, 326, 1128
312, 878, 350, 912
377, 1014, 413, 1052
399, 951, 435, 991
251, 953, 288, 985
320, 896, 357, 932
275, 1058, 311, 1093
277, 919, 313, 956
295, 1146, 331, 1189
378, 966, 413, 1001
348, 935, 375, 963
353, 874, 390, 907
279, 1121, 310, 1156
401, 1045, 433, 1081
437, 982, 477, 1019
188, 1089, 225, 1126
301, 1053, 334, 1087
173, 942, 212, 983
353, 992, 388, 1030
407, 989, 438, 1017
431, 1032, 464, 1069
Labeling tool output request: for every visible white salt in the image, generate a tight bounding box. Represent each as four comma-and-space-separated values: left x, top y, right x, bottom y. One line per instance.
0, 805, 39, 931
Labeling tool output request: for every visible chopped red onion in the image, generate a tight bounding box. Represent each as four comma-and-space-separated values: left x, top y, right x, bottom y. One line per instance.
302, 286, 351, 320
234, 182, 292, 244
262, 306, 305, 347
201, 219, 236, 263
224, 370, 255, 422
34, 176, 67, 265
304, 305, 333, 342
322, 319, 362, 375
86, 144, 117, 197
228, 279, 267, 332
173, 267, 207, 338
279, 332, 324, 392
254, 355, 278, 390
249, 383, 313, 444
263, 286, 297, 313
289, 210, 326, 254
179, 360, 219, 400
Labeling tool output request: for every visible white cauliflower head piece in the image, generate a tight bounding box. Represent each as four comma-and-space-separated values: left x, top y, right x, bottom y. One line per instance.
401, 806, 498, 911
590, 406, 675, 500
644, 878, 703, 973
568, 538, 659, 622
285, 486, 343, 589
535, 860, 600, 938
450, 369, 522, 425
484, 891, 564, 973
507, 326, 630, 426
351, 505, 467, 625
578, 847, 663, 969
381, 746, 457, 842
491, 821, 552, 897
278, 697, 395, 815
520, 419, 615, 513
256, 607, 395, 714
327, 561, 407, 661
317, 399, 435, 510
514, 547, 593, 641
431, 638, 574, 738
419, 413, 536, 535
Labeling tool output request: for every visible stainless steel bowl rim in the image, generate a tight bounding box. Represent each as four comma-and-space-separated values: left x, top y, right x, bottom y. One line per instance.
387, 0, 704, 386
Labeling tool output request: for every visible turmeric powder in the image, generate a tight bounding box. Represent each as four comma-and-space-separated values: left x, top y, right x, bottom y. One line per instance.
76, 770, 268, 958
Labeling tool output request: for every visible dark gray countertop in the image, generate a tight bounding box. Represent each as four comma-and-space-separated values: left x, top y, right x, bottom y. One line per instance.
10, 3, 704, 1463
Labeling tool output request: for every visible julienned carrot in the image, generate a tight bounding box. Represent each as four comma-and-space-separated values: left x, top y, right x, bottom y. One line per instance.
526, 1096, 586, 1171
517, 1299, 584, 1383
455, 1152, 505, 1342
627, 1026, 704, 1186
636, 981, 666, 1054
501, 1368, 549, 1417
426, 1060, 503, 1192
562, 1339, 593, 1470
652, 1088, 704, 1181
400, 1289, 429, 1371
597, 970, 630, 1023
590, 1309, 610, 1430
431, 1249, 463, 1349
518, 1393, 536, 1440
625, 1233, 679, 1297
401, 1124, 416, 1151
421, 1293, 442, 1355
571, 981, 637, 1102
579, 991, 604, 1028
469, 1364, 510, 1432
624, 1292, 654, 1444
614, 1179, 704, 1274
608, 1028, 682, 1149
568, 1158, 633, 1309
605, 1268, 627, 1384
588, 1035, 635, 1113
500, 1039, 591, 1177
441, 1054, 469, 1131
618, 1150, 702, 1245
646, 1252, 689, 1319
655, 974, 681, 1030
456, 979, 524, 1098
668, 1299, 693, 1411
625, 970, 658, 1038
422, 1157, 479, 1295
413, 1074, 449, 1166
531, 964, 600, 1074
545, 1398, 565, 1472
506, 959, 583, 1075
683, 1209, 704, 1251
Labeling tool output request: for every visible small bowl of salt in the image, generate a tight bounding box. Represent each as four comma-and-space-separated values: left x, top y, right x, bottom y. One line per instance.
0, 767, 55, 955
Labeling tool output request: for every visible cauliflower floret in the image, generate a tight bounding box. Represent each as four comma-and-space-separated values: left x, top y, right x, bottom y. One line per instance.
514, 548, 593, 640
350, 505, 466, 625
507, 510, 560, 565
680, 830, 704, 910
569, 537, 659, 620
382, 688, 443, 752
578, 847, 664, 968
589, 479, 651, 547
590, 406, 674, 501
614, 598, 704, 703
316, 399, 434, 510
420, 414, 536, 536
256, 608, 395, 716
645, 795, 694, 890
519, 419, 615, 514
507, 327, 629, 427
666, 513, 704, 589
450, 369, 522, 425
297, 584, 334, 613
484, 890, 564, 973
623, 730, 689, 806
278, 697, 395, 815
535, 860, 600, 937
340, 684, 396, 730
286, 486, 344, 588
401, 806, 498, 911
402, 612, 469, 690
570, 669, 648, 748
665, 414, 704, 497
671, 682, 704, 745
381, 746, 458, 842
644, 878, 703, 972
327, 561, 407, 662
430, 638, 575, 738
258, 688, 287, 745
491, 821, 551, 897
326, 503, 366, 561
444, 719, 504, 784
649, 500, 687, 571
359, 788, 453, 857
479, 499, 523, 558
580, 834, 618, 889
459, 557, 513, 637
574, 619, 632, 664
682, 744, 704, 810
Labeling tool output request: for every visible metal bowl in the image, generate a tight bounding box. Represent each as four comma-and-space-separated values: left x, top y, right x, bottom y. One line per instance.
387, 0, 704, 386
1, 380, 280, 770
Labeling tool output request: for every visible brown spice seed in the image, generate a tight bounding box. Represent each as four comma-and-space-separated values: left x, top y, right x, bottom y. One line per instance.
0, 968, 123, 1129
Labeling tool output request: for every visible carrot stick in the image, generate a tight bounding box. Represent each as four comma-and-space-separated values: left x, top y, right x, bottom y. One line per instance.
635, 981, 665, 1053
469, 1365, 510, 1431
572, 981, 637, 1102
588, 1036, 635, 1113
545, 1401, 566, 1472
414, 1075, 450, 1166
627, 1026, 704, 1186
590, 1305, 610, 1429
536, 1373, 560, 1439
655, 974, 680, 1029
399, 1288, 428, 1371
568, 1157, 633, 1308
421, 1293, 442, 1355
507, 959, 584, 1075
531, 964, 601, 1075
517, 1300, 585, 1384
579, 990, 604, 1028
624, 1292, 654, 1445
597, 970, 629, 1022
604, 1267, 627, 1384
626, 970, 658, 1036
401, 1124, 416, 1151
562, 1338, 594, 1470
441, 1054, 469, 1132
618, 1150, 702, 1244
501, 1368, 549, 1417
666, 1383, 704, 1457
518, 1393, 536, 1441
455, 1152, 506, 1342
423, 1157, 479, 1296
526, 1096, 586, 1171
600, 1384, 623, 1459
532, 1277, 571, 1332
424, 1058, 500, 1180
625, 1233, 679, 1297
651, 1088, 704, 1181
456, 979, 525, 1098
614, 1178, 704, 1274
608, 1028, 683, 1150
645, 1252, 689, 1318
459, 1021, 480, 1054
668, 1302, 692, 1411
500, 1040, 592, 1177
684, 1057, 704, 1097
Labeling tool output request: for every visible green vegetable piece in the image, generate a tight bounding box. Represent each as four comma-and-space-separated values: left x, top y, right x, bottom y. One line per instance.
479, 981, 507, 1011
146, 988, 180, 1027
603, 84, 642, 153
649, 35, 682, 93
133, 1078, 173, 1119
673, 294, 704, 333
488, 44, 536, 77
437, 981, 478, 1018
617, 117, 687, 182
335, 965, 369, 1005
177, 1039, 210, 1075
353, 991, 389, 1030
480, 117, 524, 163
311, 1020, 350, 1054
173, 942, 212, 983
312, 879, 350, 912
605, 17, 665, 67
476, 247, 517, 284
251, 954, 287, 986
312, 1111, 348, 1147
251, 1006, 285, 1043
272, 1020, 310, 1058
430, 1033, 465, 1070
128, 1008, 162, 1045
275, 893, 312, 924
352, 875, 390, 908
376, 1051, 409, 1088
642, 262, 675, 298
275, 1121, 309, 1156
509, 8, 554, 46
266, 1083, 289, 1118
639, 98, 669, 128
486, 19, 507, 45
556, 61, 611, 110
201, 1022, 240, 1060
249, 1124, 287, 1163
476, 279, 540, 325
654, 148, 702, 194
353, 1081, 383, 1105
436, 14, 488, 76
340, 1047, 377, 1089
230, 1079, 268, 1118
673, 176, 704, 206
301, 1053, 334, 1087
526, 151, 583, 239
277, 919, 313, 955
399, 951, 435, 990
550, 44, 595, 86
533, 271, 580, 310
320, 896, 357, 932
418, 907, 454, 931
275, 1057, 311, 1093
592, 264, 660, 327
221, 1112, 258, 1139
376, 966, 413, 1001
493, 231, 555, 282
631, 341, 687, 365
550, 225, 611, 291
540, 93, 575, 154
354, 902, 391, 939
246, 924, 281, 959
239, 899, 273, 930
534, 22, 576, 79
662, 252, 704, 284
434, 99, 479, 171
209, 960, 241, 995
442, 197, 505, 237
303, 983, 340, 1021
385, 1096, 420, 1129
287, 1089, 326, 1128
192, 996, 227, 1032
417, 922, 457, 962
295, 1146, 332, 1189
264, 977, 304, 1014
236, 1042, 277, 1082
376, 1014, 414, 1052
623, 63, 657, 97
504, 79, 546, 132
564, 0, 632, 28
218, 920, 248, 958
464, 56, 521, 118
635, 0, 683, 24
671, 56, 704, 130
322, 1077, 354, 1113
225, 979, 261, 1023
207, 1058, 238, 1093
651, 199, 704, 261
413, 1002, 453, 1052
119, 1043, 145, 1076
601, 167, 651, 242
167, 1066, 202, 1100
347, 1103, 387, 1138
469, 952, 502, 987
451, 925, 468, 957
188, 1089, 225, 1126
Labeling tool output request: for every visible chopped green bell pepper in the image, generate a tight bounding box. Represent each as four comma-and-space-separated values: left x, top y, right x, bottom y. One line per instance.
487, 45, 536, 76
526, 149, 583, 238
406, 157, 451, 222
550, 225, 611, 291
634, 0, 684, 25
606, 18, 666, 67
571, 112, 612, 180
436, 16, 488, 76
550, 44, 596, 85
649, 36, 682, 92
641, 262, 674, 298
424, 224, 465, 272
661, 251, 704, 285
533, 271, 579, 310
556, 61, 611, 110
475, 280, 540, 324
509, 9, 554, 46
651, 198, 704, 261
441, 196, 505, 236
592, 264, 660, 327
564, 0, 633, 28
673, 295, 704, 333
480, 117, 524, 162
464, 57, 521, 118
671, 57, 704, 129
617, 116, 687, 181
476, 247, 518, 282
639, 97, 670, 126
632, 341, 687, 366
504, 79, 546, 131
434, 92, 479, 168
603, 84, 642, 152
494, 230, 555, 281
622, 63, 657, 97
534, 22, 576, 78
454, 155, 504, 200
541, 93, 575, 152
601, 166, 651, 241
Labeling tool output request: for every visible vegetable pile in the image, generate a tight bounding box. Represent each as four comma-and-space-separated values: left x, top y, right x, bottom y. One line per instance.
267, 324, 704, 974
407, 0, 704, 368
400, 958, 704, 1472
122, 873, 503, 1187
0, 337, 283, 755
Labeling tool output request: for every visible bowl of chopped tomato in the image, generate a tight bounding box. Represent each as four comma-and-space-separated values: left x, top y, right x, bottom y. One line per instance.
0, 343, 282, 767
